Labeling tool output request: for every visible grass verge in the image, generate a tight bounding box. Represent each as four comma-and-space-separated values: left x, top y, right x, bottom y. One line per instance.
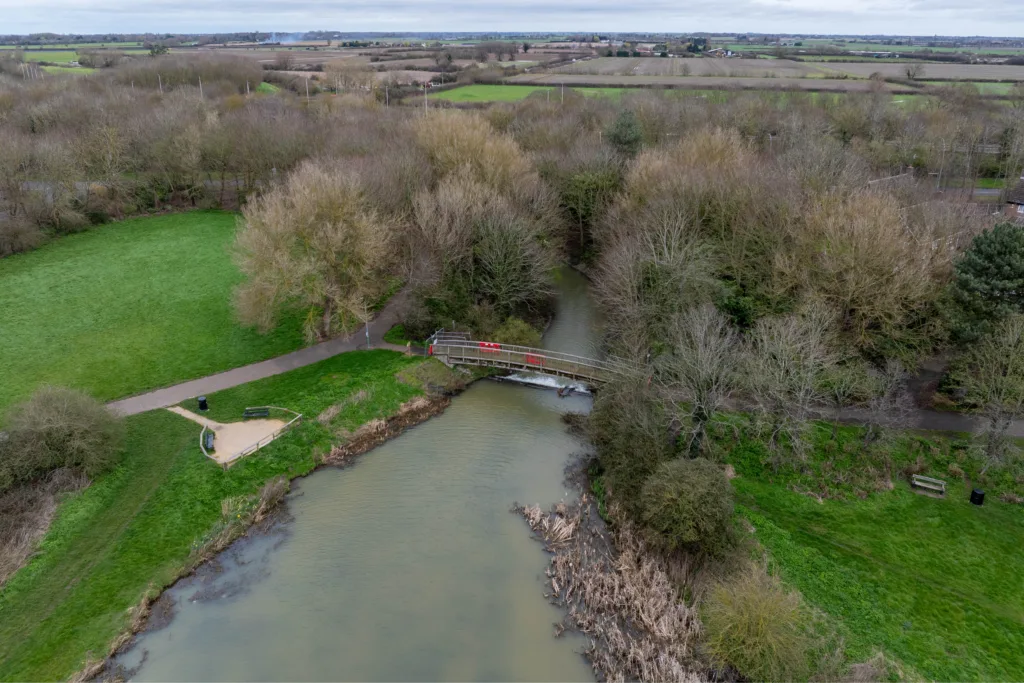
0, 350, 434, 681
0, 211, 306, 413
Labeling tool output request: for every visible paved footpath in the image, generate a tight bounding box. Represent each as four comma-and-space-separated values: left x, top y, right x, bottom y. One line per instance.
108, 294, 411, 417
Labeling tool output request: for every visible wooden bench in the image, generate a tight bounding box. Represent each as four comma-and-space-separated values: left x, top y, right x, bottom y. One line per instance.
203, 430, 215, 452
911, 474, 946, 495
242, 407, 271, 419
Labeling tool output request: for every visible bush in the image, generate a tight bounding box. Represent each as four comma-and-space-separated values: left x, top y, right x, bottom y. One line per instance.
0, 386, 123, 492
951, 222, 1024, 339
704, 566, 811, 681
606, 110, 644, 157
640, 457, 735, 557
492, 317, 542, 346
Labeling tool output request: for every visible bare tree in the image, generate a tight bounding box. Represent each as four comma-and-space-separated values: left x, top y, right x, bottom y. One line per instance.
658, 304, 741, 457
234, 161, 395, 342
744, 306, 837, 459
863, 359, 914, 449
952, 314, 1024, 473
904, 63, 925, 81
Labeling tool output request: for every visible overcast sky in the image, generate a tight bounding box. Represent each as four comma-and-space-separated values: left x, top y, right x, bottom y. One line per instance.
6, 0, 1024, 37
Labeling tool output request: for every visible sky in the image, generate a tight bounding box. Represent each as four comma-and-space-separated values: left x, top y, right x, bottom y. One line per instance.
5, 0, 1024, 37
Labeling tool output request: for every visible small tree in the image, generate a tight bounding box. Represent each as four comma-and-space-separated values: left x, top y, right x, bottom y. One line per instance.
640, 457, 735, 557
0, 386, 123, 492
704, 566, 811, 681
952, 314, 1024, 473
606, 110, 644, 157
904, 63, 925, 80
522, 42, 531, 53
745, 307, 836, 459
234, 161, 394, 342
149, 44, 169, 57
951, 223, 1024, 338
659, 305, 741, 457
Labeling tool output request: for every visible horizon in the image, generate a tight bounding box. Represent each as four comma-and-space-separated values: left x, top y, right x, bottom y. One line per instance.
5, 0, 1024, 38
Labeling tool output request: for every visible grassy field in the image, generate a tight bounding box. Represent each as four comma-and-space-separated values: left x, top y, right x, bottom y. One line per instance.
724, 422, 1024, 680
40, 65, 96, 74
0, 211, 306, 414
0, 350, 430, 681
429, 84, 626, 102
923, 80, 1016, 95
18, 50, 79, 63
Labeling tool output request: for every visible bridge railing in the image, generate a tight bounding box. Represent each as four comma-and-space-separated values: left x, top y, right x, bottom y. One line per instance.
427, 334, 637, 383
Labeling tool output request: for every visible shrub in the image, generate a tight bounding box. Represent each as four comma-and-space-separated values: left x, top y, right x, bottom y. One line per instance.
951, 223, 1024, 339
591, 381, 672, 517
606, 110, 644, 157
704, 566, 811, 681
0, 386, 123, 492
640, 457, 735, 557
492, 317, 542, 346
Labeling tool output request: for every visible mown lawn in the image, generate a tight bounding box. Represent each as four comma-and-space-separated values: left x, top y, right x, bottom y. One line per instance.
0, 211, 306, 414
724, 422, 1024, 680
40, 65, 96, 74
0, 350, 428, 681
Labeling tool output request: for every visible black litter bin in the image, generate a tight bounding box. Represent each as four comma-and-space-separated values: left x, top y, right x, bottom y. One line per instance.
198, 396, 209, 412
970, 489, 985, 506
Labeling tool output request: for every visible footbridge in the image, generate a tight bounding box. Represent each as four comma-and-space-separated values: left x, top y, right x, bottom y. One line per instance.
426, 330, 636, 385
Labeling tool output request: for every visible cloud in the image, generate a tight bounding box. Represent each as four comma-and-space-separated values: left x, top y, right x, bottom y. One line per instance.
3, 0, 1024, 36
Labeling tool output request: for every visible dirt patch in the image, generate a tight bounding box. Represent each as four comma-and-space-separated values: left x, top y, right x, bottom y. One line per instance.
322, 395, 450, 467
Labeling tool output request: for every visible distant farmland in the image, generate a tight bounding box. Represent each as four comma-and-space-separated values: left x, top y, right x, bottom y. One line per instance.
552, 57, 837, 78
826, 62, 1024, 81
509, 72, 907, 93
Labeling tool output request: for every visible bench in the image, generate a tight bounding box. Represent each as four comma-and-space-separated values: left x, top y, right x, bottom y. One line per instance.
243, 407, 271, 419
911, 474, 946, 495
203, 430, 215, 452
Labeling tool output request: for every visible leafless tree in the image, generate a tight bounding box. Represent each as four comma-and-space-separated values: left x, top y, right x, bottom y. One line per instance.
744, 306, 837, 459
952, 314, 1024, 473
863, 359, 914, 449
234, 161, 395, 342
904, 63, 925, 81
658, 304, 741, 457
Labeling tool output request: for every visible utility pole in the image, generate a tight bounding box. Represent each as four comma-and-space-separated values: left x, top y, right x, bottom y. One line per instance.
561, 82, 564, 104
305, 78, 310, 104
385, 84, 389, 107
158, 73, 162, 93
198, 76, 203, 99
424, 84, 428, 113
246, 80, 249, 95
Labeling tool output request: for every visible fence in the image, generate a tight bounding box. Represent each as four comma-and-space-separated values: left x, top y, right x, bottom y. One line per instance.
199, 406, 303, 469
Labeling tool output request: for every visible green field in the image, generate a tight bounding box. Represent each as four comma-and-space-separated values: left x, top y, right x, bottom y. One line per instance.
429, 84, 626, 102
0, 211, 306, 414
40, 65, 96, 74
0, 350, 429, 681
923, 80, 1016, 95
17, 50, 79, 63
726, 423, 1024, 680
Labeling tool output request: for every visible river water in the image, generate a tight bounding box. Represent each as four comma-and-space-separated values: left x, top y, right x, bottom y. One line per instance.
119, 269, 600, 681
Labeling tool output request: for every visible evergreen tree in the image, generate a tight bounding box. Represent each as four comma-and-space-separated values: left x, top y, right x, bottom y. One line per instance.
951, 222, 1024, 337
606, 110, 644, 157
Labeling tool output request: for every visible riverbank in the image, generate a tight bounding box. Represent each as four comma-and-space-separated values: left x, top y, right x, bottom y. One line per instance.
0, 351, 463, 682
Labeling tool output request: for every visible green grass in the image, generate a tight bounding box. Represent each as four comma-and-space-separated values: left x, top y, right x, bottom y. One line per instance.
20, 50, 79, 63
721, 420, 1024, 680
922, 80, 1017, 95
0, 211, 306, 414
0, 350, 428, 681
255, 81, 279, 94
429, 84, 625, 102
40, 65, 96, 74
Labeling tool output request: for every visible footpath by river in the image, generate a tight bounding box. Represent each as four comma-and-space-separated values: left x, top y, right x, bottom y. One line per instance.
114, 269, 600, 681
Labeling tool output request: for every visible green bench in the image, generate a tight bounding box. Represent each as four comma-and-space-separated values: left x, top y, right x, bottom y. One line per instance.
243, 407, 271, 419
203, 430, 215, 452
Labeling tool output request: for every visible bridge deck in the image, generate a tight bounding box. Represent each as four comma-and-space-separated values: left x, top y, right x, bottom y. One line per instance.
427, 333, 634, 384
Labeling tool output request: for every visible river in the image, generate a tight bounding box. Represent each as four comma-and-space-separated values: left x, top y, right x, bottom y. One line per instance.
117, 269, 600, 681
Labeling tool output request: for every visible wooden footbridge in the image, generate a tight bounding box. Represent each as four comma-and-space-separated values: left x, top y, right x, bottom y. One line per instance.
426, 330, 636, 385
